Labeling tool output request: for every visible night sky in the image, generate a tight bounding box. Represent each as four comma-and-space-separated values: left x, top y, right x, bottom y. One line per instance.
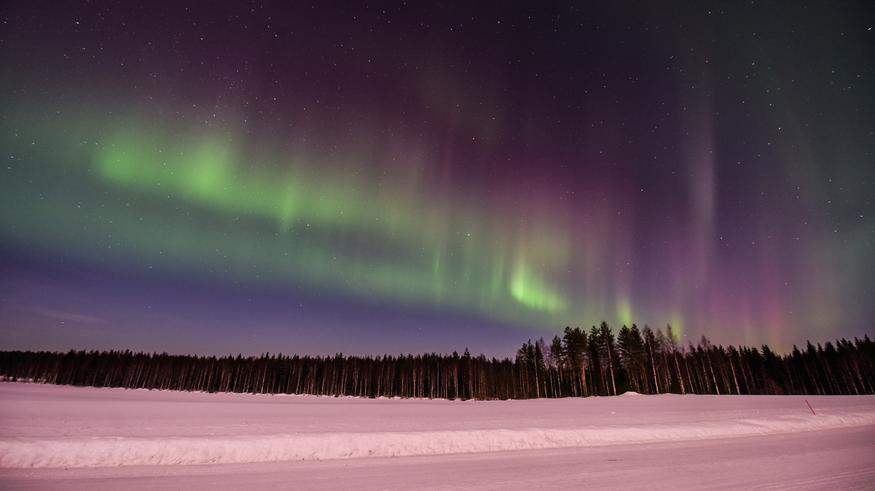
1, 2, 873, 356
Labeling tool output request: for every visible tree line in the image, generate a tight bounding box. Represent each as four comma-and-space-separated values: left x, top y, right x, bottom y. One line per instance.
1, 323, 872, 399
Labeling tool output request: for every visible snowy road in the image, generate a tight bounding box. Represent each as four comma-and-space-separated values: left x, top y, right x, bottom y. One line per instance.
1, 383, 873, 489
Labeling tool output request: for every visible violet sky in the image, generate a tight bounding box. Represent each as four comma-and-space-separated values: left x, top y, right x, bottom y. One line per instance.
1, 1, 873, 355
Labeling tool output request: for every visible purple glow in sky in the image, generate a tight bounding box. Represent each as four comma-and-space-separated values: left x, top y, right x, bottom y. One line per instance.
1, 2, 873, 355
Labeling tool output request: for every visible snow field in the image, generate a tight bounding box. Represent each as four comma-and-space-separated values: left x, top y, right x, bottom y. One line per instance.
1, 382, 873, 469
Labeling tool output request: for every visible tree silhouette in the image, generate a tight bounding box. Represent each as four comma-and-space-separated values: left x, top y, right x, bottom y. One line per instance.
1, 328, 872, 400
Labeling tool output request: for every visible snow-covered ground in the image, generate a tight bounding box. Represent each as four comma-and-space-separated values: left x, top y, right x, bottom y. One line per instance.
1, 382, 874, 489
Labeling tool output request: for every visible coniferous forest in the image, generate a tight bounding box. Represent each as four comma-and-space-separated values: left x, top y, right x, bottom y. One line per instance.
1, 323, 873, 400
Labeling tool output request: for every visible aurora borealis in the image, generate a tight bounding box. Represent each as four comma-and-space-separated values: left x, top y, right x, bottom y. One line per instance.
1, 2, 873, 355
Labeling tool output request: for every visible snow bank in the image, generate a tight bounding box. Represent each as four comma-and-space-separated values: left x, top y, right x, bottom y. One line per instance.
1, 383, 874, 468
3, 411, 875, 468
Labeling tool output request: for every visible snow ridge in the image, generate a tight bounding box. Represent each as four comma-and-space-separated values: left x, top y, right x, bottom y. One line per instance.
2, 410, 874, 468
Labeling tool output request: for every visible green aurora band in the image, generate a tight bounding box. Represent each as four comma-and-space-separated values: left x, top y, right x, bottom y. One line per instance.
2, 97, 867, 347
2, 110, 577, 329
95, 127, 568, 317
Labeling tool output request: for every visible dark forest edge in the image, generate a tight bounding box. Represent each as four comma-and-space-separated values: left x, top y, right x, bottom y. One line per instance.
1, 323, 873, 400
